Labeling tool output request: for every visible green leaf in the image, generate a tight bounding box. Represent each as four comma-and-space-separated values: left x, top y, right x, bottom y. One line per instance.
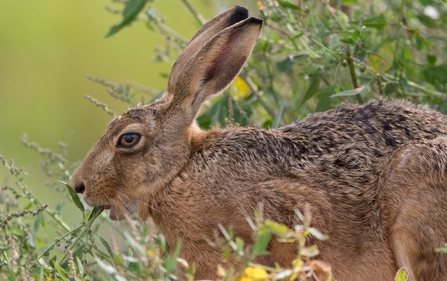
264, 220, 290, 236
55, 201, 64, 213
164, 239, 182, 275
263, 119, 273, 129
49, 254, 57, 263
362, 14, 387, 30
29, 266, 43, 277
7, 266, 16, 281
43, 268, 51, 275
417, 14, 438, 29
27, 231, 36, 248
272, 101, 284, 129
394, 267, 409, 281
276, 56, 294, 73
308, 227, 329, 241
331, 84, 369, 98
270, 12, 284, 23
329, 34, 341, 49
301, 244, 320, 258
300, 75, 320, 107
51, 260, 69, 281
76, 256, 85, 277
316, 85, 335, 112
424, 64, 447, 84
435, 247, 447, 253
413, 32, 428, 51
106, 0, 148, 38
127, 259, 141, 274
342, 0, 357, 6
114, 252, 125, 267
252, 231, 272, 256
95, 257, 117, 274
65, 184, 84, 214
33, 212, 44, 232
0, 246, 10, 252
427, 54, 437, 66
96, 233, 114, 259
95, 257, 127, 281
340, 37, 356, 45
235, 237, 245, 251
277, 0, 300, 10
368, 42, 394, 73
145, 7, 157, 21
123, 231, 145, 256
87, 206, 104, 221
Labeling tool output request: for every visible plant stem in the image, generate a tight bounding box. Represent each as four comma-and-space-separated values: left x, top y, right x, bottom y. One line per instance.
181, 0, 206, 26
58, 208, 104, 265
377, 75, 383, 96
345, 47, 363, 104
138, 16, 187, 45
34, 224, 84, 264
393, 0, 406, 80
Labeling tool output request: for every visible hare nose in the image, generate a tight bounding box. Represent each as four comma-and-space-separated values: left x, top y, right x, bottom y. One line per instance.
74, 183, 85, 194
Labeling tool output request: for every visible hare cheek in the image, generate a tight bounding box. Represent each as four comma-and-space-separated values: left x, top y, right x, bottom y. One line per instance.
96, 151, 114, 169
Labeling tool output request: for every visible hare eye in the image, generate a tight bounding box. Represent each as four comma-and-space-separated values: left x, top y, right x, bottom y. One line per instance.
117, 133, 141, 148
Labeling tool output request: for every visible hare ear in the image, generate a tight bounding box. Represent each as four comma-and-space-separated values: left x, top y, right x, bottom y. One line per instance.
164, 16, 262, 130
167, 6, 249, 89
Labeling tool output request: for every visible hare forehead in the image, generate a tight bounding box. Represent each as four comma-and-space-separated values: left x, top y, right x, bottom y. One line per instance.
113, 106, 159, 131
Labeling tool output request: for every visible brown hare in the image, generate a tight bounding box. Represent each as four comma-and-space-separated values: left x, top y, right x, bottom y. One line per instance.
71, 5, 447, 281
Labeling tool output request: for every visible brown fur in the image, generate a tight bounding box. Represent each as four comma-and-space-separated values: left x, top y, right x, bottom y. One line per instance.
71, 6, 447, 280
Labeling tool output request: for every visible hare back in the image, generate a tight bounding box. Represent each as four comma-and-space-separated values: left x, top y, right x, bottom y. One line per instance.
276, 99, 447, 198
186, 100, 447, 205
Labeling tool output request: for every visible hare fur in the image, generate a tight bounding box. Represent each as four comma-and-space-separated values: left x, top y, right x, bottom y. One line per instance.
71, 6, 447, 280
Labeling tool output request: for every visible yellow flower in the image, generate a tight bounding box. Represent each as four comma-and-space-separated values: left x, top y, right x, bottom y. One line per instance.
239, 266, 269, 281
230, 76, 251, 99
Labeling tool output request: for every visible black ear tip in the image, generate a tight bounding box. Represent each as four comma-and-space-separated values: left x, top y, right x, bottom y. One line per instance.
249, 17, 264, 26
234, 5, 249, 14
229, 5, 250, 26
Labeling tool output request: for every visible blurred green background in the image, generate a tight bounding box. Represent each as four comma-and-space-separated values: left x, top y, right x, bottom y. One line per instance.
0, 0, 228, 221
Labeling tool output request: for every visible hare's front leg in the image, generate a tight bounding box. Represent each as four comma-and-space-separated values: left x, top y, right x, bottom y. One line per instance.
380, 136, 447, 281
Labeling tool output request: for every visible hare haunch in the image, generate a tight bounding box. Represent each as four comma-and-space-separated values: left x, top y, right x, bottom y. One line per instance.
72, 6, 447, 280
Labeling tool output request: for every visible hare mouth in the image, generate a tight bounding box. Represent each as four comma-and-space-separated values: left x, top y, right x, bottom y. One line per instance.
104, 202, 138, 221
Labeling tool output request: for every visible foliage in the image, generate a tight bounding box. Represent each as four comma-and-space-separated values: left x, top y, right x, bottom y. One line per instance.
1, 0, 446, 280
231, 0, 447, 127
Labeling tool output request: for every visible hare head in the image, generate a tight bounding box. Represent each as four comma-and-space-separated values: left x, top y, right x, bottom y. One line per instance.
71, 6, 262, 220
